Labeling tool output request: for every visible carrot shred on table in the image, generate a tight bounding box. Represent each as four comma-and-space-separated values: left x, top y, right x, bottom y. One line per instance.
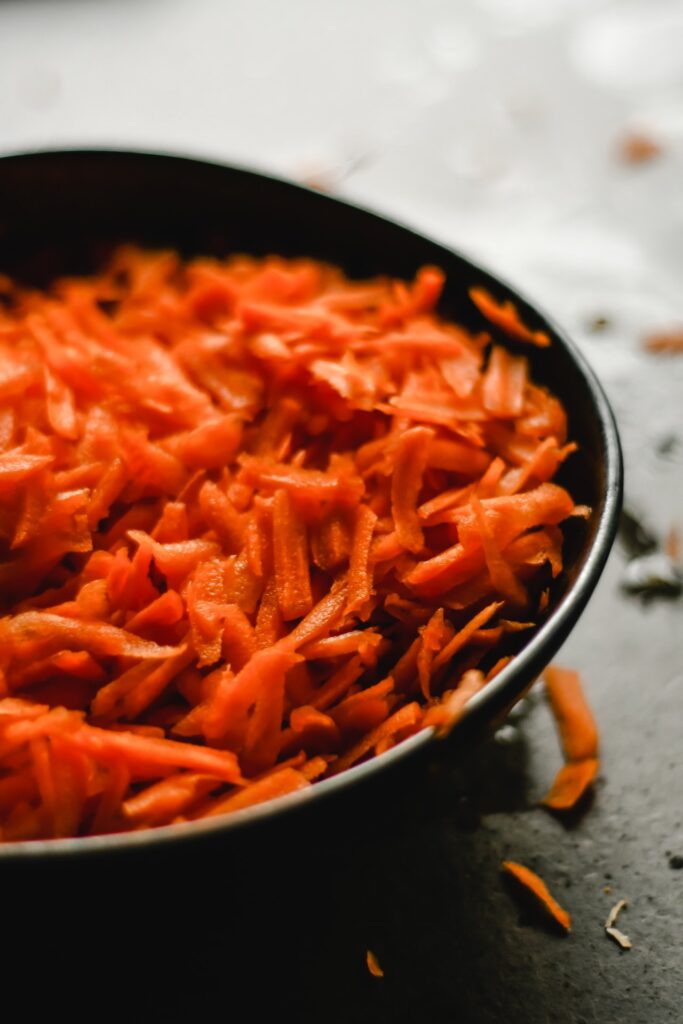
0, 248, 580, 842
501, 860, 572, 933
366, 950, 384, 978
643, 328, 683, 354
543, 665, 599, 763
541, 757, 599, 811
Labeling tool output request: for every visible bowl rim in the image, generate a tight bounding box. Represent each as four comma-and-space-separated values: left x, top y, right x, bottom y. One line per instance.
0, 147, 623, 859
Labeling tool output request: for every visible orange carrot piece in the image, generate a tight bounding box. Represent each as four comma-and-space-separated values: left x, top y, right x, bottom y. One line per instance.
300, 629, 383, 662
346, 505, 378, 616
272, 488, 313, 621
89, 762, 132, 835
240, 458, 364, 507
200, 767, 310, 817
431, 601, 503, 673
127, 531, 221, 589
310, 654, 367, 711
391, 425, 434, 553
417, 608, 448, 700
122, 772, 223, 825
186, 558, 228, 667
299, 755, 329, 781
310, 511, 352, 571
202, 644, 300, 746
542, 758, 599, 811
470, 493, 527, 607
329, 702, 421, 775
422, 669, 487, 733
288, 706, 340, 753
198, 479, 245, 552
482, 346, 528, 418
470, 287, 551, 348
125, 590, 185, 632
222, 603, 257, 671
366, 950, 384, 978
643, 328, 683, 354
0, 447, 54, 491
254, 575, 283, 649
0, 612, 181, 662
88, 457, 128, 528
0, 770, 38, 813
543, 665, 599, 762
62, 721, 243, 783
501, 860, 571, 933
164, 415, 242, 470
151, 500, 189, 543
223, 548, 263, 615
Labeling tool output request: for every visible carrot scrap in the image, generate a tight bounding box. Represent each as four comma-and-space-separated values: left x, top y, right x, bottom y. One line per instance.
643, 328, 683, 354
541, 758, 599, 811
543, 665, 599, 763
272, 488, 313, 621
0, 248, 580, 842
391, 425, 434, 553
501, 860, 572, 933
470, 287, 551, 348
422, 669, 486, 734
366, 950, 384, 978
346, 504, 378, 616
619, 132, 662, 165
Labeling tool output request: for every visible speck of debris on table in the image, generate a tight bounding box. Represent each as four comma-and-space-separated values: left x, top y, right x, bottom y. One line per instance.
669, 855, 683, 870
621, 552, 683, 599
606, 927, 633, 950
656, 434, 679, 457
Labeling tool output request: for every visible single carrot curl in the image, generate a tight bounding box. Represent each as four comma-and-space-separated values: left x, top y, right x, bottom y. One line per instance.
0, 248, 583, 842
542, 664, 600, 813
501, 860, 572, 933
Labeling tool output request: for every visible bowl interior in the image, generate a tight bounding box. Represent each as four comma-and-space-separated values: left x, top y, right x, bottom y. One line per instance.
0, 149, 622, 855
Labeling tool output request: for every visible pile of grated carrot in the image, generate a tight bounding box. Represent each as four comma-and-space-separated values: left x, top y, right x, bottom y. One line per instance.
0, 247, 585, 841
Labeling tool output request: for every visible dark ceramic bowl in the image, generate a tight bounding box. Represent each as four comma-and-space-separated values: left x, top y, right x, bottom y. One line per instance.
0, 149, 622, 859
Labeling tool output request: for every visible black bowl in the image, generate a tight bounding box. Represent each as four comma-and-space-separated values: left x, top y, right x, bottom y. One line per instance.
0, 149, 622, 860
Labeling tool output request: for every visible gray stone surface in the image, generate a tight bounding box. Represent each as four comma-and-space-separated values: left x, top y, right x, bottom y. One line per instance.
1, 2, 682, 1020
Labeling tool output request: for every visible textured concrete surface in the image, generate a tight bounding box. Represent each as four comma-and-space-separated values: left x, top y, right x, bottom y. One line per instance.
1, 2, 682, 1021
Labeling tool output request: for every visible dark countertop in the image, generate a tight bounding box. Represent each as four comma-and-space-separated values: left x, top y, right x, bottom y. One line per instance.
1, 2, 682, 1020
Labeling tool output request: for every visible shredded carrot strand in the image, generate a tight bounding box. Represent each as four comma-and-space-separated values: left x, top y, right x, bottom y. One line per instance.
542, 757, 599, 811
543, 665, 599, 762
501, 860, 572, 933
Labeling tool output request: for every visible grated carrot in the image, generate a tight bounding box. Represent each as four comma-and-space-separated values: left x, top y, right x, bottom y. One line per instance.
0, 248, 581, 841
